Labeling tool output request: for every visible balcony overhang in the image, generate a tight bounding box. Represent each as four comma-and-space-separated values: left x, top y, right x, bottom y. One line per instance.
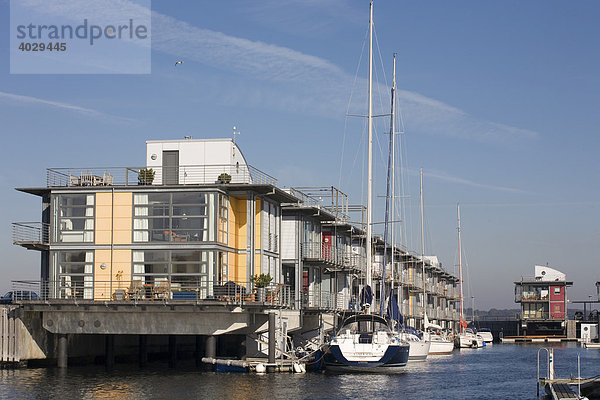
282, 205, 336, 221
14, 241, 49, 251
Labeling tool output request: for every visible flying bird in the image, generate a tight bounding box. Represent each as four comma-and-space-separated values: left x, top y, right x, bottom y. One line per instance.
175, 61, 183, 66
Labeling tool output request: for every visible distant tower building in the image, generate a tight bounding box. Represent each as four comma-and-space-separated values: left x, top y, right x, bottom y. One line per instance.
514, 265, 572, 336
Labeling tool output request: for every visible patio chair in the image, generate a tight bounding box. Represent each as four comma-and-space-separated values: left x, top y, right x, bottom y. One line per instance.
127, 280, 143, 300
153, 280, 170, 299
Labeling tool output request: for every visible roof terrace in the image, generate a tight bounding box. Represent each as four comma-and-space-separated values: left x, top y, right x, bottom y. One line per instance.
45, 164, 277, 187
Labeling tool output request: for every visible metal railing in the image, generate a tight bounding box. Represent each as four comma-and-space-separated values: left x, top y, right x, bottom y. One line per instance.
10, 279, 293, 308
518, 292, 549, 302
11, 222, 49, 245
522, 311, 551, 320
302, 291, 353, 311
300, 243, 364, 271
46, 164, 277, 187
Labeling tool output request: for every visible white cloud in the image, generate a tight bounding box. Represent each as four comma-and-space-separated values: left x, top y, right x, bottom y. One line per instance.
423, 169, 529, 194
0, 91, 137, 123
15, 0, 539, 142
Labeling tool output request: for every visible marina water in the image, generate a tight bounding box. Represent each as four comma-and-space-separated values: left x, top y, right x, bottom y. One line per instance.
1, 343, 598, 399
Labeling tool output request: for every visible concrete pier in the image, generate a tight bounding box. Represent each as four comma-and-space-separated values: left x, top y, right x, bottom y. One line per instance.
205, 335, 217, 359
268, 313, 276, 364
57, 333, 67, 368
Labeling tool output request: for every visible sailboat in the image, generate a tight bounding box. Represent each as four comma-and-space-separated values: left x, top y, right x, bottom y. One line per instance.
425, 314, 455, 354
324, 1, 409, 372
454, 204, 484, 349
397, 169, 430, 361
414, 170, 452, 356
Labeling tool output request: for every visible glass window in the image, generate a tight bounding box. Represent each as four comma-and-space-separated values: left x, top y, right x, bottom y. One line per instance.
132, 250, 214, 298
133, 192, 214, 243
56, 250, 93, 299
56, 194, 94, 243
218, 194, 228, 244
554, 287, 561, 295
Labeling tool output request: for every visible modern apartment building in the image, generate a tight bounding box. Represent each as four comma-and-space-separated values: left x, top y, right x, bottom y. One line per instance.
10, 137, 459, 363
514, 265, 572, 336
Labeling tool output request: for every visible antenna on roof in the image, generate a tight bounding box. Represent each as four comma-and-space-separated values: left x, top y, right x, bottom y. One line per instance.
233, 126, 241, 144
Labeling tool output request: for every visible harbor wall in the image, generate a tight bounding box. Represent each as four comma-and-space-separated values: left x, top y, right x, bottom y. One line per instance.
476, 320, 519, 341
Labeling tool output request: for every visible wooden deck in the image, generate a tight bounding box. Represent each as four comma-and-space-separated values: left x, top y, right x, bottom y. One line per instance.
546, 382, 578, 400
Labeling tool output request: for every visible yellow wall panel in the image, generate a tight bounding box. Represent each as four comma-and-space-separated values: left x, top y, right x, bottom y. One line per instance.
255, 198, 261, 249
95, 193, 113, 206
113, 231, 131, 245
113, 218, 130, 231
94, 192, 132, 246
113, 206, 132, 218
114, 192, 132, 205
95, 231, 112, 245
255, 254, 261, 275
95, 207, 112, 218
235, 254, 247, 283
93, 249, 131, 300
94, 249, 112, 300
229, 197, 247, 251
96, 218, 112, 231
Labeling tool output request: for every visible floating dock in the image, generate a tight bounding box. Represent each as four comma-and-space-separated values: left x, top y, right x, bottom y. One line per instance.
201, 357, 306, 373
501, 335, 575, 343
543, 381, 579, 400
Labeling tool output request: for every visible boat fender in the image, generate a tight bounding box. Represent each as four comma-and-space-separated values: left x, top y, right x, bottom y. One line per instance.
255, 363, 266, 374
293, 362, 306, 373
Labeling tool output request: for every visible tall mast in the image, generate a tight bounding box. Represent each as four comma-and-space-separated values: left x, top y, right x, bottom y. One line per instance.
458, 203, 464, 334
366, 0, 373, 310
390, 54, 396, 290
380, 53, 395, 315
420, 169, 426, 327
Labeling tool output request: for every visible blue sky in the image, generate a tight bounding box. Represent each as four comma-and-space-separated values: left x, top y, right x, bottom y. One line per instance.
1, 0, 599, 309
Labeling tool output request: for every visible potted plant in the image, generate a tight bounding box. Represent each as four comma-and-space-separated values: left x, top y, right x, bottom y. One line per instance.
217, 172, 232, 183
251, 273, 272, 302
138, 168, 155, 185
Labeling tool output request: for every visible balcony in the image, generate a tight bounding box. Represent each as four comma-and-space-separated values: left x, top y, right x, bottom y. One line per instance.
45, 164, 277, 187
9, 279, 294, 308
12, 222, 49, 250
301, 243, 364, 271
516, 292, 549, 302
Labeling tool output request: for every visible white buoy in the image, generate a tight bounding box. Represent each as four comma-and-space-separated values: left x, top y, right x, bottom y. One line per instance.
293, 362, 306, 374
255, 363, 266, 374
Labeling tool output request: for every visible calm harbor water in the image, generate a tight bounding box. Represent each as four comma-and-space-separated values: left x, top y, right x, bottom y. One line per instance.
1, 343, 599, 399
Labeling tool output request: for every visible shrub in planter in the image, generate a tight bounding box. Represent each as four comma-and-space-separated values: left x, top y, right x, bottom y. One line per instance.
217, 172, 232, 183
138, 168, 155, 185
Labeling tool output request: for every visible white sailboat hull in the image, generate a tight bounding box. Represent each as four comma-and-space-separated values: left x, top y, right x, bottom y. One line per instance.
400, 331, 430, 361
407, 339, 430, 361
477, 331, 493, 343
456, 333, 484, 349
428, 337, 454, 354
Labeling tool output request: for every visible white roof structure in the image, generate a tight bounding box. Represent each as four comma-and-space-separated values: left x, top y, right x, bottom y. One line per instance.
145, 138, 252, 185
534, 265, 566, 282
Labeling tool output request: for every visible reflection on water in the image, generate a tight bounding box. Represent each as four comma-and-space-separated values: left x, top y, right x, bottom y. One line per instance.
1, 343, 598, 400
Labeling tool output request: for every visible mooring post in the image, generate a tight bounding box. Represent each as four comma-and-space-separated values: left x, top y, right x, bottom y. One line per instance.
139, 335, 148, 367
205, 335, 217, 359
268, 312, 276, 365
57, 333, 68, 368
